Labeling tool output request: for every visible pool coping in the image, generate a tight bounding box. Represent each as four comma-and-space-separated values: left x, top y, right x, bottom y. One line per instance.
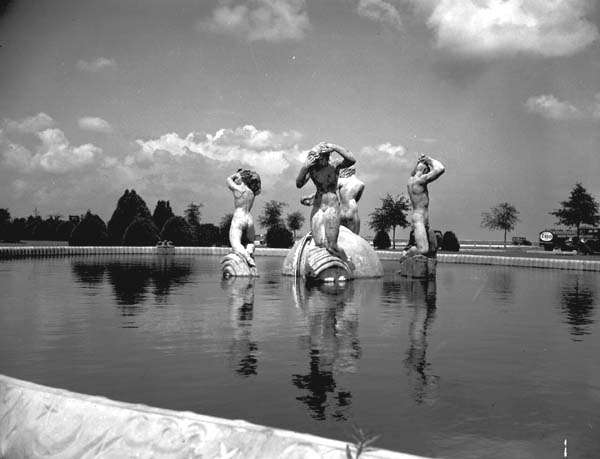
0, 374, 428, 459
1, 245, 599, 271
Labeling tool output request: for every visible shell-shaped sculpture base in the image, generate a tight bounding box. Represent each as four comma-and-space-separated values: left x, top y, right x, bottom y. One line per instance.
282, 226, 383, 280
221, 251, 258, 278
398, 254, 437, 279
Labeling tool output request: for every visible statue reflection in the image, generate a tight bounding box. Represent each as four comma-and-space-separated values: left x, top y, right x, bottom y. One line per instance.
401, 278, 439, 405
222, 278, 259, 377
560, 274, 597, 341
291, 279, 360, 421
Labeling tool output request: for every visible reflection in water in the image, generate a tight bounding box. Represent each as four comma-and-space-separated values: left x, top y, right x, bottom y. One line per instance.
291, 280, 360, 421
560, 274, 597, 341
402, 279, 439, 405
222, 278, 259, 377
486, 269, 514, 304
71, 256, 193, 318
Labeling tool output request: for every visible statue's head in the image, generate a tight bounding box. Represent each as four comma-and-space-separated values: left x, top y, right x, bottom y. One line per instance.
411, 160, 430, 177
339, 166, 356, 178
238, 169, 261, 195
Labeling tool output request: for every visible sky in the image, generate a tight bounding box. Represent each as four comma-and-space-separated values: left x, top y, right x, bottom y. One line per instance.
0, 0, 599, 240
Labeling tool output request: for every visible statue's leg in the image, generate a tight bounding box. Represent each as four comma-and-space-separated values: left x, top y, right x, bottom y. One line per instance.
229, 219, 254, 267
245, 217, 256, 266
311, 209, 327, 247
324, 206, 347, 260
412, 214, 430, 255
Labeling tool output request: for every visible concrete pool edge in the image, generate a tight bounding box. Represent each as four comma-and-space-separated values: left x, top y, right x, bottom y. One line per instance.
0, 374, 427, 459
1, 245, 599, 271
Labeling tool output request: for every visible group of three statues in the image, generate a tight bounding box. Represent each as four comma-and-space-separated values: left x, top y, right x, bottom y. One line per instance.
222, 142, 445, 281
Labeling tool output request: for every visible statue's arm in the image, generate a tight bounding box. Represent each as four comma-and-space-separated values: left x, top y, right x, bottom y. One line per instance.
420, 156, 445, 183
301, 192, 315, 206
227, 172, 244, 192
327, 143, 356, 170
297, 151, 318, 188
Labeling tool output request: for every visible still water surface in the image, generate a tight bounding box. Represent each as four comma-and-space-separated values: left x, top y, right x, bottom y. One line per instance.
1, 255, 599, 458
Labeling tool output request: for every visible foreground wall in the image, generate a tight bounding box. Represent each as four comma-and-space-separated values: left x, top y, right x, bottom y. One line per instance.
1, 246, 599, 271
0, 375, 423, 459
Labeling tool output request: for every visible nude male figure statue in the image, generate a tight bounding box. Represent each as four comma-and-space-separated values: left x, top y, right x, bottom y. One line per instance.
301, 165, 364, 235
403, 154, 445, 257
227, 169, 261, 267
296, 142, 356, 259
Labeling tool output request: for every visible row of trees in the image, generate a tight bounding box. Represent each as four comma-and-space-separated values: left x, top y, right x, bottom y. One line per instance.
0, 191, 308, 248
481, 183, 599, 245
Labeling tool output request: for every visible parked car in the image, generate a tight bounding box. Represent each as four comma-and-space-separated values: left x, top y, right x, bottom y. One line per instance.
511, 236, 532, 246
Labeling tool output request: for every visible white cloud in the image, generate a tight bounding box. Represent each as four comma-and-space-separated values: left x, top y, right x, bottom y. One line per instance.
425, 0, 598, 57
136, 125, 303, 176
0, 116, 102, 173
76, 57, 117, 72
78, 117, 113, 133
357, 0, 403, 30
203, 0, 310, 42
593, 93, 600, 120
5, 113, 54, 133
361, 142, 408, 162
36, 129, 100, 173
525, 94, 582, 120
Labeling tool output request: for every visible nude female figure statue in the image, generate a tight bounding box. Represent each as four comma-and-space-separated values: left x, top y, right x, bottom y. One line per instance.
227, 169, 261, 267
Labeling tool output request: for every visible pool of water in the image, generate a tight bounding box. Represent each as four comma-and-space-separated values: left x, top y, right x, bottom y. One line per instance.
1, 255, 599, 458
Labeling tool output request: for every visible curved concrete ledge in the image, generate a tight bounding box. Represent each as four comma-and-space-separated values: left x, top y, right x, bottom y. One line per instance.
1, 246, 599, 271
0, 374, 425, 459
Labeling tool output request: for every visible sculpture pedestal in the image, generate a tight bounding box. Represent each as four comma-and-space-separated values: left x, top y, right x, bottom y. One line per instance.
282, 226, 383, 281
398, 255, 437, 279
221, 251, 258, 278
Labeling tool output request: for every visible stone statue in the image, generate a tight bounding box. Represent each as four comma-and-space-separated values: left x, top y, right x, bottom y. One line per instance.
221, 169, 261, 277
399, 154, 445, 278
295, 142, 356, 260
300, 165, 364, 236
338, 166, 364, 235
284, 143, 383, 282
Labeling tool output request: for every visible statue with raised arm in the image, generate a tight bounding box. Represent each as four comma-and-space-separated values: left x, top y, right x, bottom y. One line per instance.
284, 143, 383, 282
221, 169, 261, 278
296, 142, 356, 260
399, 154, 445, 278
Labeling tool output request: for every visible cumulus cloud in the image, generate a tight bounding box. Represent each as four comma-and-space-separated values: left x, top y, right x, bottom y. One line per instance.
136, 125, 303, 176
357, 0, 403, 30
425, 0, 598, 57
525, 94, 582, 120
203, 0, 310, 42
5, 113, 54, 133
78, 116, 113, 133
0, 117, 102, 173
76, 57, 117, 72
524, 93, 600, 120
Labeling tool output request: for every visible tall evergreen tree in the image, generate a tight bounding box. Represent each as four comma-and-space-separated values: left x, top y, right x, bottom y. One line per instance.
0, 209, 11, 241
258, 200, 287, 230
70, 211, 108, 246
550, 183, 600, 238
152, 200, 174, 232
123, 217, 160, 246
107, 189, 152, 242
160, 216, 195, 246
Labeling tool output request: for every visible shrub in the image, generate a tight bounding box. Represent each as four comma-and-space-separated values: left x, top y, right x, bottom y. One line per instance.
265, 225, 293, 248
197, 223, 220, 246
56, 220, 76, 241
373, 230, 391, 250
123, 217, 160, 246
70, 211, 108, 246
160, 216, 195, 246
441, 231, 460, 252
